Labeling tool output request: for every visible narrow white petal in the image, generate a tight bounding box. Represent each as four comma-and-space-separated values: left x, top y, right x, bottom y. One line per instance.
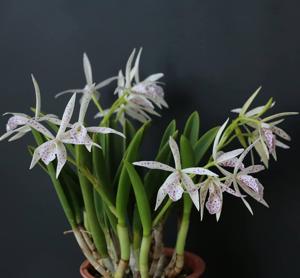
57, 94, 76, 137
30, 145, 42, 169
200, 182, 209, 220
0, 126, 26, 141
125, 49, 136, 87
144, 73, 164, 82
212, 119, 229, 159
241, 165, 265, 175
272, 126, 291, 141
231, 108, 242, 114
181, 173, 199, 210
133, 161, 175, 172
26, 119, 55, 139
182, 167, 218, 177
55, 89, 83, 98
155, 183, 168, 211
83, 53, 93, 86
55, 142, 67, 178
263, 112, 299, 122
169, 137, 181, 170
95, 76, 118, 90
31, 74, 41, 117
132, 47, 142, 83
86, 126, 125, 138
234, 140, 259, 174
275, 140, 290, 149
216, 149, 244, 164
233, 180, 253, 215
8, 126, 31, 141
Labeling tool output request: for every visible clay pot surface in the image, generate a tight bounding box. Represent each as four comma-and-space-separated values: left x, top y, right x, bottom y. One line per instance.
80, 248, 205, 278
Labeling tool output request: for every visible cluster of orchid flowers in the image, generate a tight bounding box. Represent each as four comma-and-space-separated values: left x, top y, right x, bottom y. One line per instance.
0, 49, 296, 221
133, 88, 296, 219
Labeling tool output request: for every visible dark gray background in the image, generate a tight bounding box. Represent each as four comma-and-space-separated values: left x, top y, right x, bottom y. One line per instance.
0, 0, 299, 277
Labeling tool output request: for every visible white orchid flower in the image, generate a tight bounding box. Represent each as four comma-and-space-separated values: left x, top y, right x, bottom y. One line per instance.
231, 87, 298, 166
56, 52, 117, 101
133, 137, 218, 211
199, 177, 244, 221
218, 142, 268, 214
60, 75, 125, 152
1, 75, 60, 142
95, 48, 167, 123
30, 94, 77, 177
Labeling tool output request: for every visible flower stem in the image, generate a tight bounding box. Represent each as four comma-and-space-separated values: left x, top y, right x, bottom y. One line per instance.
152, 198, 173, 228
101, 93, 128, 125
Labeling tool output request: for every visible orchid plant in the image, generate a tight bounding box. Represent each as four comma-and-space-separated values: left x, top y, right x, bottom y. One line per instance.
1, 49, 297, 278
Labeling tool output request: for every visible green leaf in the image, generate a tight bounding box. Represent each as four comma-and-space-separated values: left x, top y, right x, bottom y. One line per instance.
116, 123, 149, 222
180, 135, 195, 168
124, 119, 136, 148
76, 145, 108, 257
125, 162, 152, 235
183, 111, 200, 146
194, 126, 219, 164
159, 119, 176, 149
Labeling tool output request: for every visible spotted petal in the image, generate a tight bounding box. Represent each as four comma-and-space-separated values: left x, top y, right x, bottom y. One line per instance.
199, 182, 209, 220
205, 186, 222, 215
155, 172, 181, 210
133, 161, 175, 172
169, 137, 181, 170
86, 126, 125, 138
272, 126, 291, 141
241, 165, 265, 175
216, 149, 244, 164
57, 94, 76, 137
55, 142, 67, 178
30, 140, 56, 169
6, 115, 29, 131
26, 119, 54, 139
181, 173, 199, 210
182, 167, 218, 177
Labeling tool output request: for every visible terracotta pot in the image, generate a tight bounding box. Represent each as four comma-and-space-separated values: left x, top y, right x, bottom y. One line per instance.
80, 248, 205, 278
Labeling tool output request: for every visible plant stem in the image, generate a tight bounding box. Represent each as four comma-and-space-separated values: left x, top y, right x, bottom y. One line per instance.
76, 146, 109, 259
139, 233, 152, 278
175, 195, 192, 255
166, 195, 192, 277
101, 93, 128, 125
115, 224, 130, 278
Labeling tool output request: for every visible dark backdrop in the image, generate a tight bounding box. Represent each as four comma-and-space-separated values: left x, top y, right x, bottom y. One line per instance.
0, 1, 299, 277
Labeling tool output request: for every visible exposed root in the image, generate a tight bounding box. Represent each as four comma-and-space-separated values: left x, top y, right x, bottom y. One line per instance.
165, 253, 184, 278
154, 254, 166, 278
73, 227, 111, 278
149, 224, 163, 276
